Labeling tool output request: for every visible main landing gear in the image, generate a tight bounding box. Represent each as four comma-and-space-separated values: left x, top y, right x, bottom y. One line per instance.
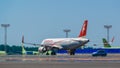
67, 49, 76, 55
44, 50, 56, 55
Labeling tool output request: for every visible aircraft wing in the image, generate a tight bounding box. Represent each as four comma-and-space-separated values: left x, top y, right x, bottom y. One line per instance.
23, 42, 40, 46
22, 36, 41, 46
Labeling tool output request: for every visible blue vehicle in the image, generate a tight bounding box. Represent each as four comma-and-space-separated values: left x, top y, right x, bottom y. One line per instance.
92, 50, 107, 57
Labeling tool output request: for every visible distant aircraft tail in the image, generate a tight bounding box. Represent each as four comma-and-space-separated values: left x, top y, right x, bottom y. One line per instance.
22, 35, 24, 43
22, 36, 26, 55
78, 20, 88, 38
102, 38, 111, 47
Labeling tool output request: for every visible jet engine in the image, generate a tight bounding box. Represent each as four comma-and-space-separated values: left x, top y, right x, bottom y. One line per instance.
38, 46, 47, 53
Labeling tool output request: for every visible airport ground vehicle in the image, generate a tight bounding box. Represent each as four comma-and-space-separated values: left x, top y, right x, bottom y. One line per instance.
92, 50, 107, 57
0, 51, 7, 56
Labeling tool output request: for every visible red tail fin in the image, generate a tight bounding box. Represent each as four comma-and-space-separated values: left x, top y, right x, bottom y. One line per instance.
78, 20, 88, 37
22, 35, 24, 43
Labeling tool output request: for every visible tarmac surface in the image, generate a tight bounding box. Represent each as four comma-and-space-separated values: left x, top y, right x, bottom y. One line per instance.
0, 54, 120, 68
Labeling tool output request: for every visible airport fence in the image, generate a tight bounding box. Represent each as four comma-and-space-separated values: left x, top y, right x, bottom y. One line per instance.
57, 48, 120, 54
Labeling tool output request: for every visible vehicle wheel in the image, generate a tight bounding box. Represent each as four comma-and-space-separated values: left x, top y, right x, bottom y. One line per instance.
102, 54, 107, 57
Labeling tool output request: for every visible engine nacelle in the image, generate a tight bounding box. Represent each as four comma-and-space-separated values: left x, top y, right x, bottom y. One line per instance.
38, 46, 47, 53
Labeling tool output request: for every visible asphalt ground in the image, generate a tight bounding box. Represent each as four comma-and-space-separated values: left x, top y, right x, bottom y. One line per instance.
0, 54, 120, 68
0, 61, 120, 68
1, 54, 120, 62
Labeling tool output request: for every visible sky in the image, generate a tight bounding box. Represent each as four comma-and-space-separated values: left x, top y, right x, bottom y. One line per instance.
0, 0, 120, 47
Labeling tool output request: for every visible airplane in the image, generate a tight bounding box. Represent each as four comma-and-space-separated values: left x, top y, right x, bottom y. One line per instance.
22, 20, 89, 55
21, 37, 39, 55
103, 36, 115, 47
93, 36, 114, 47
102, 37, 120, 49
102, 38, 111, 47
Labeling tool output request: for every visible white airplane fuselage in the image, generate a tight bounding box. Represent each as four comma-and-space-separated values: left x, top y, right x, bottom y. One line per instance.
40, 37, 89, 50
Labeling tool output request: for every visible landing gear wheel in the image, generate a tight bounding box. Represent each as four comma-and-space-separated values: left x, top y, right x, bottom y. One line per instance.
46, 52, 49, 55
51, 48, 57, 55
51, 51, 56, 55
70, 49, 76, 55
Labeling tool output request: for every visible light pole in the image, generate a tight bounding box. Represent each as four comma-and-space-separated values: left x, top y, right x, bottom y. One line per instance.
63, 29, 71, 38
1, 24, 10, 52
104, 25, 112, 42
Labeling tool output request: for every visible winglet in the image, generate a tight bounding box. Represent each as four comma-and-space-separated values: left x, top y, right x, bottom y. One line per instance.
22, 35, 24, 43
111, 36, 115, 43
78, 20, 88, 37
